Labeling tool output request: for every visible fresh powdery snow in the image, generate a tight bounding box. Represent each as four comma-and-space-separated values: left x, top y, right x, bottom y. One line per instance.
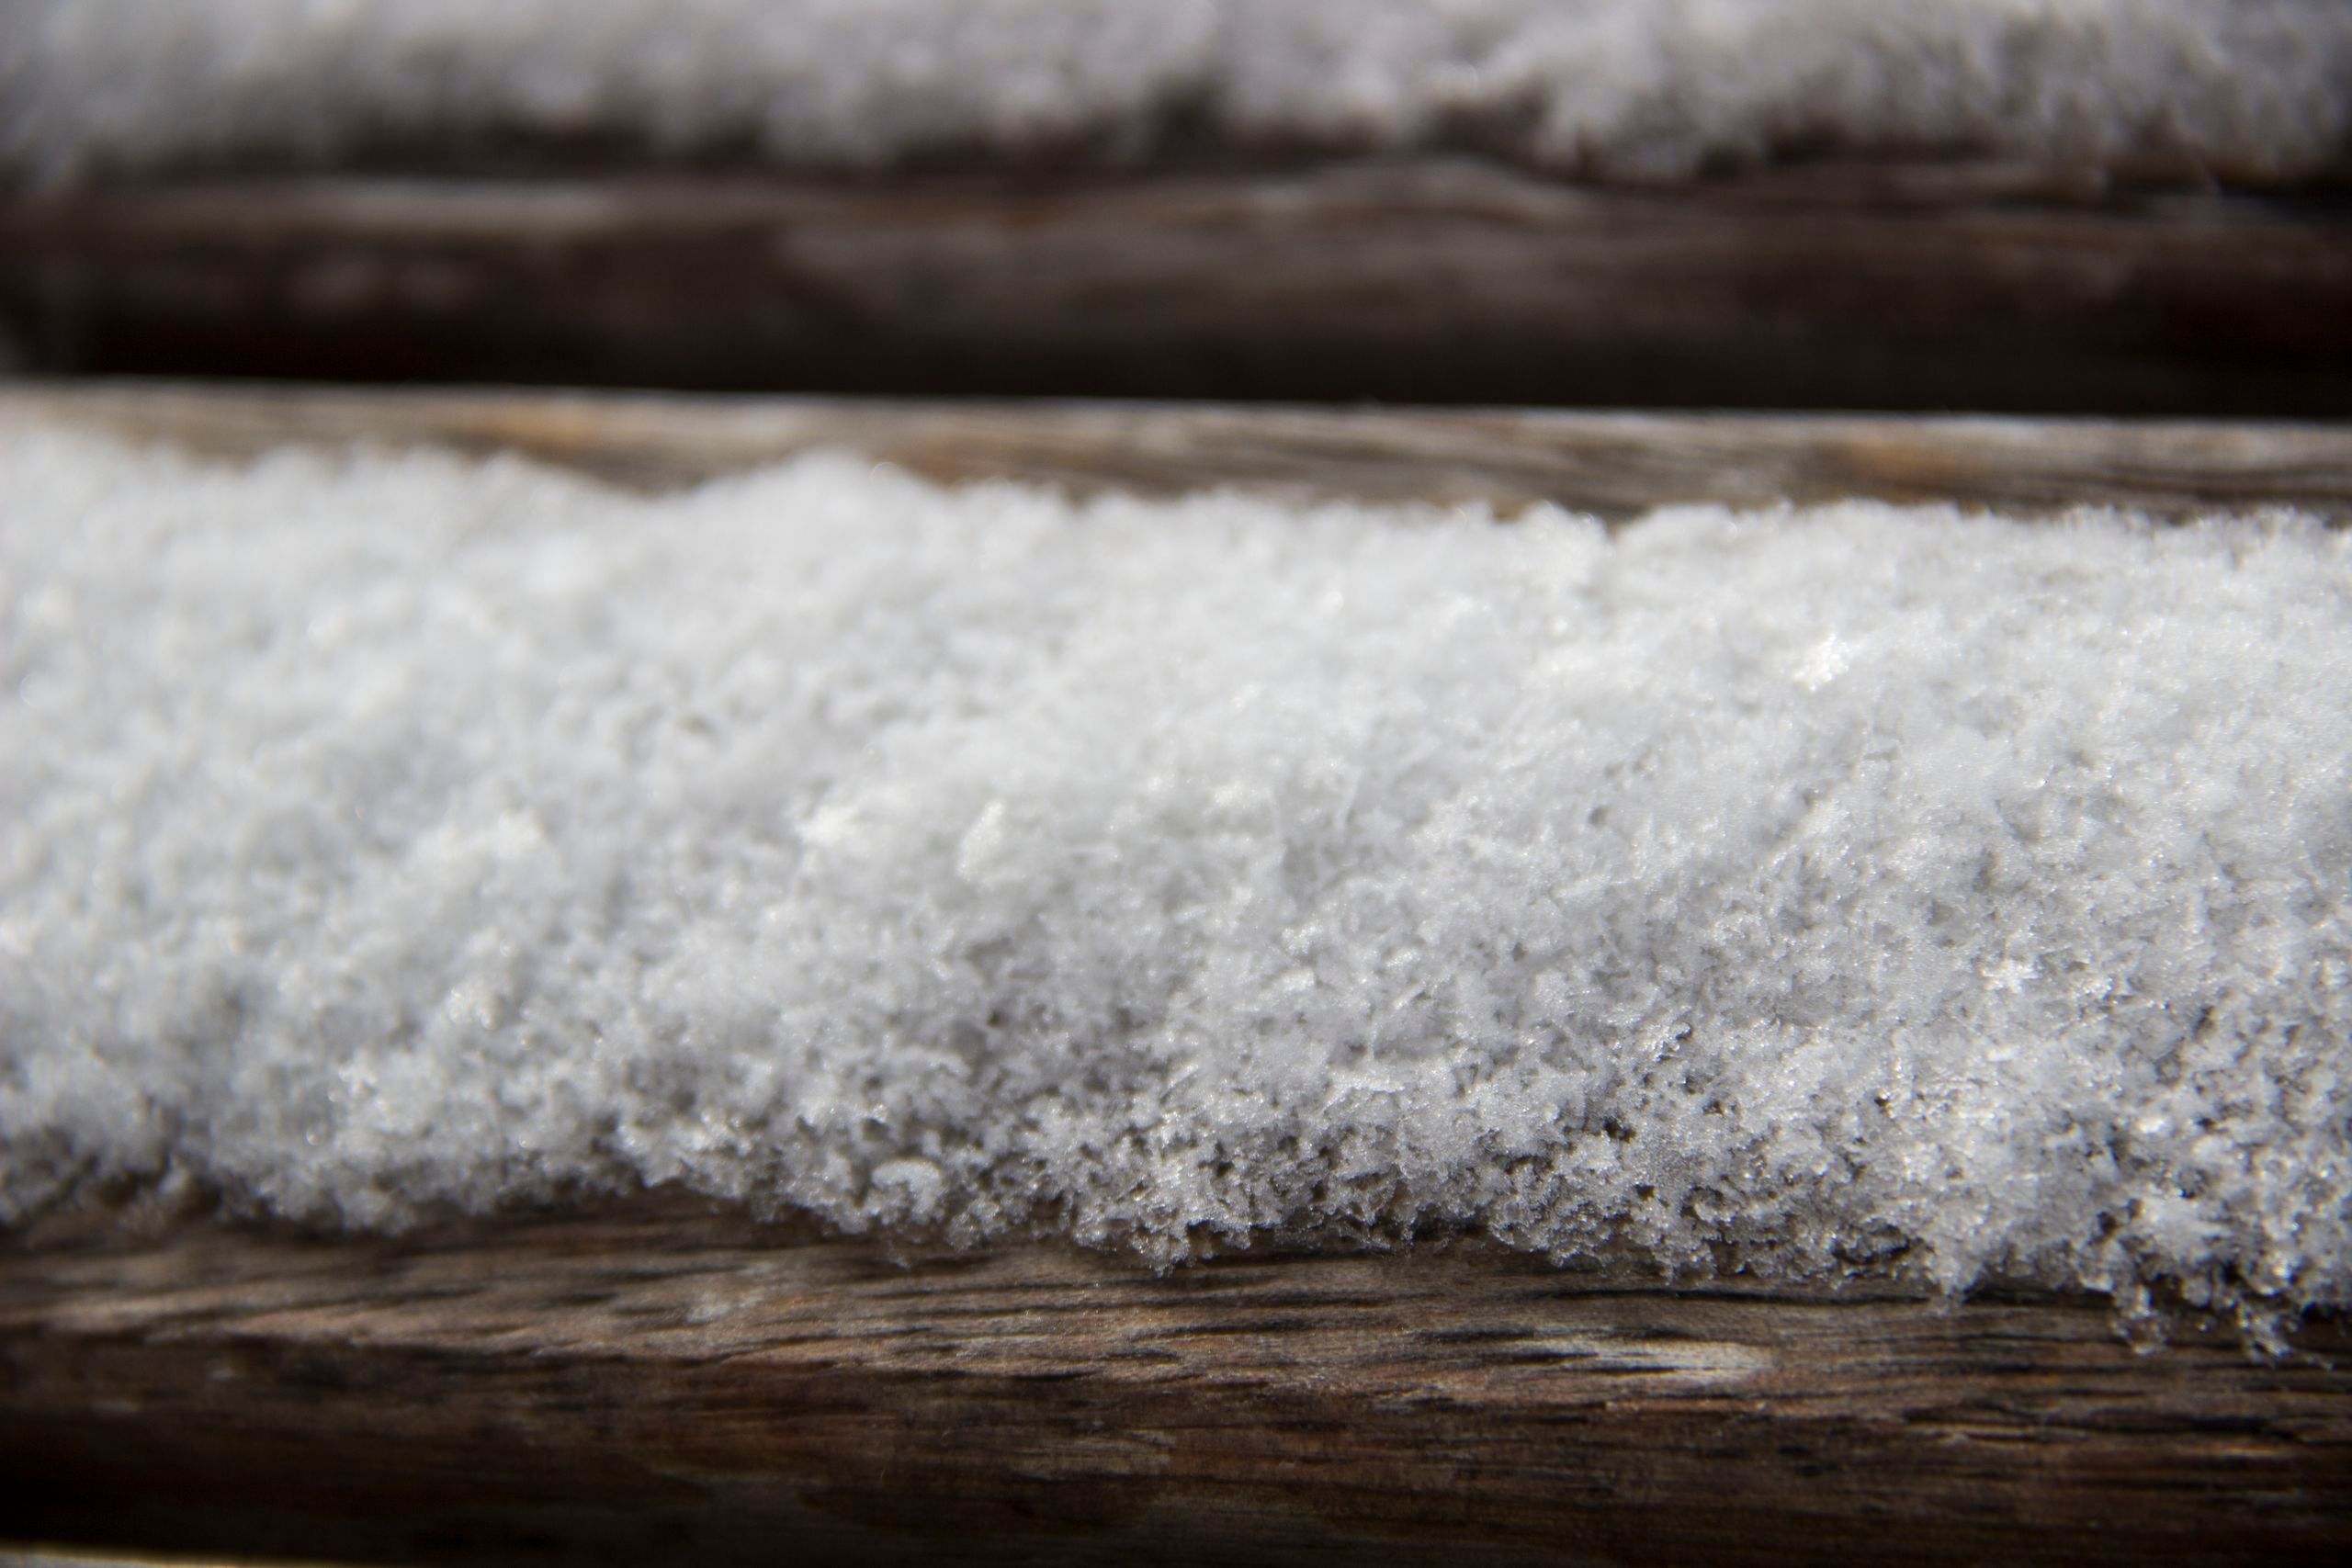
4, 1, 2348, 186
1, 427, 2347, 1323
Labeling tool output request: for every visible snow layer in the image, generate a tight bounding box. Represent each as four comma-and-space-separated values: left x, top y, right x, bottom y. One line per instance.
2, 429, 2349, 1314
4, 1, 2348, 186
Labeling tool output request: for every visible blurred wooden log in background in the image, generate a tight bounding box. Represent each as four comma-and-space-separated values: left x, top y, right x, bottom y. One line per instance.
5, 158, 2350, 412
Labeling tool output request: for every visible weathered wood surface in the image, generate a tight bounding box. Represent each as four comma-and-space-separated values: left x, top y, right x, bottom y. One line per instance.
2, 384, 2349, 1565
2, 1201, 2347, 1568
7, 381, 2352, 524
5, 159, 2350, 413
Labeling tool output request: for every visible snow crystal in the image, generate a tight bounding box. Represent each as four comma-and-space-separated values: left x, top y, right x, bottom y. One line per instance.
1, 427, 2347, 1317
3, 1, 2346, 186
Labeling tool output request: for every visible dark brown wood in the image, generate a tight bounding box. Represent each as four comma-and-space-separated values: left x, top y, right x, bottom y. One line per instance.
5, 159, 2349, 413
2, 1202, 2347, 1568
6, 381, 2351, 524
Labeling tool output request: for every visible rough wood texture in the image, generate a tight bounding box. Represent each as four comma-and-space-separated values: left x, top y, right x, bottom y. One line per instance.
3, 384, 2349, 1565
7, 381, 2351, 524
6, 159, 2350, 413
2, 1202, 2348, 1568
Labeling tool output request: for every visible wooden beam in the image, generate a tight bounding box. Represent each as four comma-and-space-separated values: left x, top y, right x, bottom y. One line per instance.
3, 1201, 2347, 1567
6, 159, 2349, 413
3, 384, 2348, 1564
6, 382, 2350, 523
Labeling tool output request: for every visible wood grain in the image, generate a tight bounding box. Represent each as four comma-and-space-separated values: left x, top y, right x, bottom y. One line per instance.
6, 159, 2349, 413
6, 381, 2351, 523
2, 1201, 2347, 1568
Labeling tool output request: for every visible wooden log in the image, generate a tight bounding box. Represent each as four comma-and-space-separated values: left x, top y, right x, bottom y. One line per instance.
2, 1201, 2348, 1568
5, 159, 2350, 413
6, 382, 2350, 524
2, 385, 2348, 1565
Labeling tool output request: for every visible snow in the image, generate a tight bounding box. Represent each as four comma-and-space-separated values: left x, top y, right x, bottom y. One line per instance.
4, 425, 2346, 1320
5, 1, 2346, 186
